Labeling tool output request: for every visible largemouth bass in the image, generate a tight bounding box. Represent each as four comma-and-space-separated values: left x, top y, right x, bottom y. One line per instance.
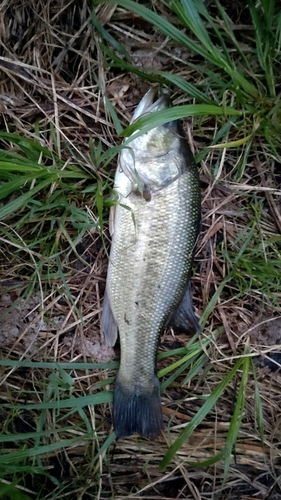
102, 89, 201, 439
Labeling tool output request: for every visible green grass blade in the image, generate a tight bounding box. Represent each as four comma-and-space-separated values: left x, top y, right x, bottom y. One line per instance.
199, 276, 233, 328
91, 9, 130, 60
91, 431, 117, 464
0, 481, 33, 500
100, 41, 217, 105
182, 352, 211, 385
275, 6, 281, 52
0, 131, 53, 159
180, 0, 233, 74
5, 391, 112, 410
0, 436, 91, 465
179, 0, 214, 51
187, 450, 224, 468
158, 345, 205, 378
160, 357, 244, 469
223, 354, 250, 481
0, 427, 72, 443
95, 0, 215, 62
100, 0, 258, 97
247, 1, 267, 72
0, 161, 44, 172
104, 95, 124, 135
213, 0, 253, 72
161, 353, 208, 393
121, 104, 241, 139
101, 43, 163, 83
247, 0, 276, 96
155, 71, 216, 105
0, 172, 48, 199
159, 333, 215, 391
251, 359, 264, 445
0, 178, 55, 220
260, 0, 276, 31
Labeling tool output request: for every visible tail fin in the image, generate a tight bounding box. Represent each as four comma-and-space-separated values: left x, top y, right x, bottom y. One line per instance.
113, 374, 163, 439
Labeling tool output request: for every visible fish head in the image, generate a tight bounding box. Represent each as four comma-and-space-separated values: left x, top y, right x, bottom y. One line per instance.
119, 89, 185, 198
130, 88, 180, 158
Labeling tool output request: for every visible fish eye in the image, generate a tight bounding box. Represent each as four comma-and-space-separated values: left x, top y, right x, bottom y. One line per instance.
163, 120, 178, 131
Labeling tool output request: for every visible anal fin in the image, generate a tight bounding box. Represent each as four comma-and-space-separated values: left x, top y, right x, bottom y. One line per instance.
168, 282, 201, 334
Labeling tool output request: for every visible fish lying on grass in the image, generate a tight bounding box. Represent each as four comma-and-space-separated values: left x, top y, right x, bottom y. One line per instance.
102, 88, 201, 439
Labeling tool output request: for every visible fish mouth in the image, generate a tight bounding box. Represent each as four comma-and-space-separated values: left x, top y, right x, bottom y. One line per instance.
131, 88, 171, 123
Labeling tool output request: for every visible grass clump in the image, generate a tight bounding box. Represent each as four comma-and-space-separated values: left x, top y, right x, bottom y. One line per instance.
98, 0, 281, 170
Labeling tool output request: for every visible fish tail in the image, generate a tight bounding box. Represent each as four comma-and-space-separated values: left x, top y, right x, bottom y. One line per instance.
113, 374, 163, 439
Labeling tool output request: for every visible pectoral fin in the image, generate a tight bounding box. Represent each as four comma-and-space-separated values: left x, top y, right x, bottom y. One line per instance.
102, 289, 118, 346
168, 283, 201, 334
109, 205, 116, 236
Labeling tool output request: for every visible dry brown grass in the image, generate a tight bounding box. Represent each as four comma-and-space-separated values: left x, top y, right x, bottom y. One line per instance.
0, 1, 281, 498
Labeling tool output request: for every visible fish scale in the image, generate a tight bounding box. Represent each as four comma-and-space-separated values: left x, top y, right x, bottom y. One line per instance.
102, 89, 201, 439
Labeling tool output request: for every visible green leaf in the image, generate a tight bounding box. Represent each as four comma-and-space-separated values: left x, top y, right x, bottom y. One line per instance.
154, 70, 216, 105
0, 436, 92, 465
121, 104, 242, 140
5, 390, 112, 410
91, 431, 117, 463
104, 95, 124, 135
0, 481, 33, 500
223, 354, 250, 481
95, 0, 214, 61
0, 427, 72, 443
0, 178, 55, 220
0, 132, 53, 159
91, 9, 130, 60
160, 357, 244, 469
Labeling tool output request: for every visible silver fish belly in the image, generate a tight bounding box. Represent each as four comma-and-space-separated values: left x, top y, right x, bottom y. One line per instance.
102, 89, 201, 439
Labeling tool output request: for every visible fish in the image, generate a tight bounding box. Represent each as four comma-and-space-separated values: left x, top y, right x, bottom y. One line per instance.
101, 88, 201, 439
